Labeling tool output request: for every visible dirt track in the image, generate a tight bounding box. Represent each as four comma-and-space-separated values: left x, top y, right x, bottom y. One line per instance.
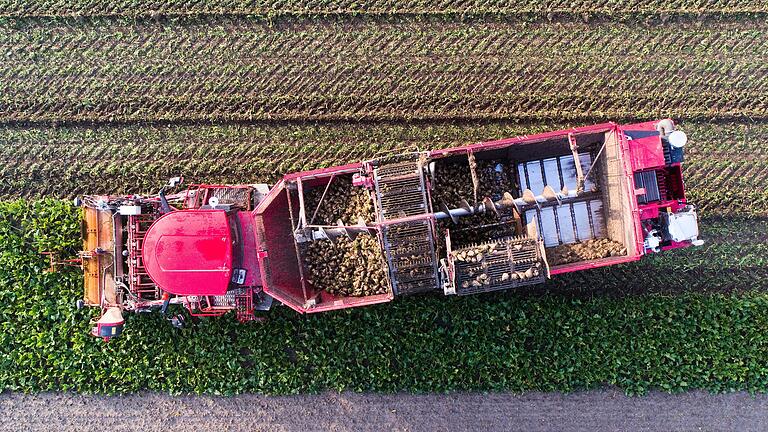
3, 389, 767, 431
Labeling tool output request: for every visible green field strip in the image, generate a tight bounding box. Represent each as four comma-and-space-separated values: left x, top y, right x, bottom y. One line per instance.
2, 0, 768, 18
0, 199, 766, 395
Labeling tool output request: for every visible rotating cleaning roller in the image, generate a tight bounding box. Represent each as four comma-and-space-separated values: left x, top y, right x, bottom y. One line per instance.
434, 193, 513, 221
433, 185, 579, 222
520, 185, 579, 208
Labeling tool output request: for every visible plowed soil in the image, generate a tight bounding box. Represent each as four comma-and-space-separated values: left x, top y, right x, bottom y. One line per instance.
3, 390, 768, 432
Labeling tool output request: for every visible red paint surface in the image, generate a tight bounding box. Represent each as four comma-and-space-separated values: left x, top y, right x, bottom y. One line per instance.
252, 119, 691, 308
143, 210, 233, 296
237, 211, 261, 287
628, 135, 665, 171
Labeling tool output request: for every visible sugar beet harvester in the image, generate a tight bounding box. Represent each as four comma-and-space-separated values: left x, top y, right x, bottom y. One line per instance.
74, 119, 702, 340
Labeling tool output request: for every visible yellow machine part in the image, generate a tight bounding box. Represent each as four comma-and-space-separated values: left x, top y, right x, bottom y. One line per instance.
82, 207, 117, 306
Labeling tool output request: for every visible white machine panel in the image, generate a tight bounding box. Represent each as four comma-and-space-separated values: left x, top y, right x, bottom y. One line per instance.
118, 205, 142, 215
667, 208, 700, 242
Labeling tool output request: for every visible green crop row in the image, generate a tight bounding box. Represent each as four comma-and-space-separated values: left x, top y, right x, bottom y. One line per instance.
1, 199, 767, 395
1, 0, 767, 18
1, 17, 767, 123
1, 120, 767, 216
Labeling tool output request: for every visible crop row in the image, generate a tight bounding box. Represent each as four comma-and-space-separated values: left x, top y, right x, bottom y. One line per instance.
1, 120, 766, 216
1, 0, 767, 18
1, 18, 768, 123
1, 198, 767, 395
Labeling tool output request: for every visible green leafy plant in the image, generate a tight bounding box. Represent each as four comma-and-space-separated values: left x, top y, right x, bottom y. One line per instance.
0, 17, 765, 124
1, 199, 768, 396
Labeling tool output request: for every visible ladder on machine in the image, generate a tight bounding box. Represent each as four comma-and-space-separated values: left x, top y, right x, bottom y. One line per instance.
127, 214, 158, 298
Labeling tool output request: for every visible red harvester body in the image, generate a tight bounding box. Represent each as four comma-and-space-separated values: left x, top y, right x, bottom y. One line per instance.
75, 119, 702, 339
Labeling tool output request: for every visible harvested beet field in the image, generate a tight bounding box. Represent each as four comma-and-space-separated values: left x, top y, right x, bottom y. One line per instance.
1, 17, 768, 123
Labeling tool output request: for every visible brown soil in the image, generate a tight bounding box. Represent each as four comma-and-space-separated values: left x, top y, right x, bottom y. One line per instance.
3, 390, 768, 432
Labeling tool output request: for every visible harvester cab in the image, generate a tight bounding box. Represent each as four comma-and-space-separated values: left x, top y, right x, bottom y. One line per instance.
624, 119, 704, 253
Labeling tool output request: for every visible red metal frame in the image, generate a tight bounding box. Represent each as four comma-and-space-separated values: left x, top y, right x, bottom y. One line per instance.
180, 288, 259, 322
251, 119, 696, 310
127, 214, 158, 299
429, 122, 616, 158
183, 184, 256, 209
254, 170, 397, 313
184, 297, 230, 318
141, 209, 234, 297
430, 122, 649, 275
80, 119, 698, 336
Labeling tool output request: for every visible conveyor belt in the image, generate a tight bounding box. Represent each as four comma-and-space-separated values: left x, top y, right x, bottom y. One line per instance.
374, 156, 440, 294
381, 219, 439, 295
374, 158, 429, 220
452, 236, 547, 296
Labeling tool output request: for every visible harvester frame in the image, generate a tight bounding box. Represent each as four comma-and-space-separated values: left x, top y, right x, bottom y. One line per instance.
73, 119, 702, 340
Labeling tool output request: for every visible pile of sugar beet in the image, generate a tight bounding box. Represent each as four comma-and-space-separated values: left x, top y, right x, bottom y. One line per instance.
453, 242, 544, 289
302, 178, 388, 297
546, 238, 626, 266
303, 178, 375, 226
